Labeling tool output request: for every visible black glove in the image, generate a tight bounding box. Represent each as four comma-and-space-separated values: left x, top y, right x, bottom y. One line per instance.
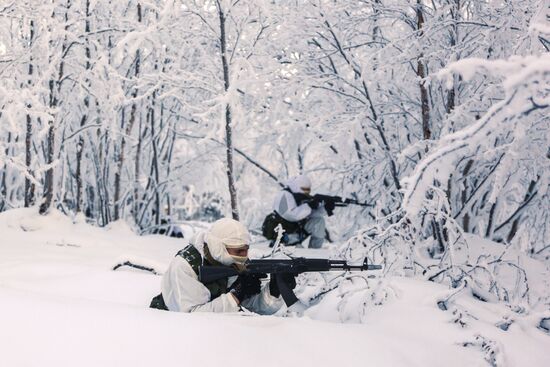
307, 197, 320, 210
269, 273, 297, 298
229, 275, 261, 303
324, 200, 336, 216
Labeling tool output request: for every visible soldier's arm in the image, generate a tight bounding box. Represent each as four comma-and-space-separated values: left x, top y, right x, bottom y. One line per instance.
240, 283, 284, 315
161, 256, 240, 313
274, 191, 311, 222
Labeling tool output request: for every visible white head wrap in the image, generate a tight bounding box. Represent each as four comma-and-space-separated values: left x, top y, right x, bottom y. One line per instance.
204, 218, 250, 266
287, 174, 312, 194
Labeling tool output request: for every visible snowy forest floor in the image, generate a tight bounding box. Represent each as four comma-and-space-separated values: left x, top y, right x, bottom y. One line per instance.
0, 208, 549, 367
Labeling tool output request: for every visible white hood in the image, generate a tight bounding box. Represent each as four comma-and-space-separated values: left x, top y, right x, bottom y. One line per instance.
287, 174, 311, 194
204, 218, 250, 266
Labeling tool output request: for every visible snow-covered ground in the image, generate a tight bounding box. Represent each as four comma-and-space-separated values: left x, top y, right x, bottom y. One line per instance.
0, 208, 549, 367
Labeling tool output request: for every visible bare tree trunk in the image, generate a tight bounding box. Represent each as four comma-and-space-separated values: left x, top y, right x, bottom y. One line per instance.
1, 132, 10, 211
41, 1, 69, 214
114, 2, 141, 220
417, 1, 437, 247
25, 19, 35, 207
446, 0, 460, 115
113, 109, 124, 220
372, 0, 381, 43
217, 0, 239, 220
460, 159, 474, 231
25, 113, 35, 207
100, 130, 111, 225
164, 119, 177, 218
39, 84, 56, 215
40, 0, 72, 215
103, 153, 111, 224
75, 0, 91, 213
134, 114, 142, 224
492, 178, 539, 242
416, 0, 430, 141
150, 92, 160, 226
297, 146, 304, 173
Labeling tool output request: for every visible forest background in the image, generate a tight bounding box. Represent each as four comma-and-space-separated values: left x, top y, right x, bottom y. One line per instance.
0, 0, 549, 308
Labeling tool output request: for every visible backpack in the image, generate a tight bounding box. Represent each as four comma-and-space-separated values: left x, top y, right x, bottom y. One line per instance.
150, 293, 168, 310
261, 211, 303, 240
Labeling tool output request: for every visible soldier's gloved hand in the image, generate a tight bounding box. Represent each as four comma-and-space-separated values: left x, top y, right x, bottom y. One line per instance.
269, 273, 297, 298
229, 275, 261, 303
307, 197, 320, 210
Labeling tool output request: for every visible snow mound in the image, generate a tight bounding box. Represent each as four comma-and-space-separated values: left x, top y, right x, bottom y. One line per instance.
0, 208, 549, 367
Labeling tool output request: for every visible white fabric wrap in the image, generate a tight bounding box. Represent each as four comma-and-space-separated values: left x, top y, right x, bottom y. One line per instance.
286, 174, 311, 194
273, 190, 311, 222
205, 218, 250, 265
161, 238, 283, 313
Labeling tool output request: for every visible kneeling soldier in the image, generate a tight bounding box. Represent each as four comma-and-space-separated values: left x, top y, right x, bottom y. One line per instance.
262, 174, 332, 249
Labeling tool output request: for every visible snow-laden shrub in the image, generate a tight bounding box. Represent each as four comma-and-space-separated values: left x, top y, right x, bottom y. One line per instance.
312, 53, 550, 324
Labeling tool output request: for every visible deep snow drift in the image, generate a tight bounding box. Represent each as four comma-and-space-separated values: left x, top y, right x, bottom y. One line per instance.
0, 208, 548, 367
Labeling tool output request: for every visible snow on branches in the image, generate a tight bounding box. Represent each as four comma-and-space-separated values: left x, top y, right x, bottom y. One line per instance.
336, 53, 549, 320
403, 54, 549, 244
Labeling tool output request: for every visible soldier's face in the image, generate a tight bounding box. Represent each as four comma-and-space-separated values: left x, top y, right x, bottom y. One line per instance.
301, 187, 311, 195
227, 246, 249, 258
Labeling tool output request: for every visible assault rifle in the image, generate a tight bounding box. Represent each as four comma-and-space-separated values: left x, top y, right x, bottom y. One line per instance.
199, 257, 382, 307
313, 194, 372, 208
310, 194, 372, 216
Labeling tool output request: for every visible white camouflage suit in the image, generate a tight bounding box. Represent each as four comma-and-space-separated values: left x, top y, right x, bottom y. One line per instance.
161, 219, 284, 313
272, 175, 327, 248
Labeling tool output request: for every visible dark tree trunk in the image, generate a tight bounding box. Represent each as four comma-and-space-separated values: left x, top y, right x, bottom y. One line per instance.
134, 114, 142, 224
485, 202, 497, 238
446, 0, 461, 115
1, 132, 10, 211
25, 113, 34, 207
114, 2, 141, 220
150, 92, 160, 226
416, 0, 430, 141
39, 81, 56, 215
40, 0, 71, 215
502, 179, 538, 242
25, 20, 35, 207
76, 0, 91, 213
217, 0, 239, 220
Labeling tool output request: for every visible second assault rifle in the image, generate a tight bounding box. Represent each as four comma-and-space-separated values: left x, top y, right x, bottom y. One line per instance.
310, 194, 372, 216
313, 194, 372, 208
199, 257, 382, 307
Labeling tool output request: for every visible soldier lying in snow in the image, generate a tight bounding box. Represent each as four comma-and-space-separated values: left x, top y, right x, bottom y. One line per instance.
150, 218, 296, 313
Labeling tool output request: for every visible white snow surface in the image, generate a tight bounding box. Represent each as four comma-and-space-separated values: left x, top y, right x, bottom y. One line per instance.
0, 208, 549, 367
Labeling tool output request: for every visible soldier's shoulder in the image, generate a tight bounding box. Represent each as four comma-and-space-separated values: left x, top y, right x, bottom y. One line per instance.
176, 244, 203, 275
